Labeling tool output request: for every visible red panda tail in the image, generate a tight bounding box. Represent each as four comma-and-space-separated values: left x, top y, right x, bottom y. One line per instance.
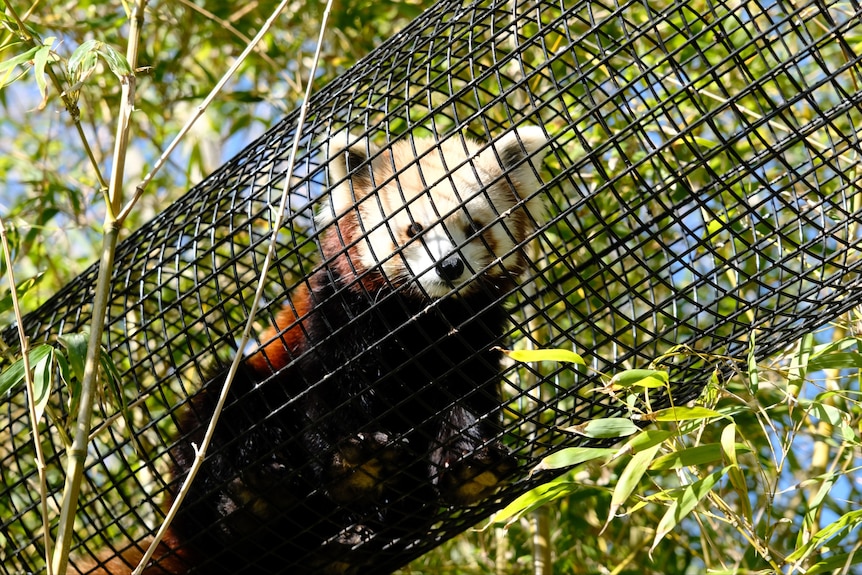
69, 534, 195, 575
246, 282, 312, 373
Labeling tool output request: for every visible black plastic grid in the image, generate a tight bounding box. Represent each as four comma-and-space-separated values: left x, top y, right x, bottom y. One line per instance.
2, 0, 861, 574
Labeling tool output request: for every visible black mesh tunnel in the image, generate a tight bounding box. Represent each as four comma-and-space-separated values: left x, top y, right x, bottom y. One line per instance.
2, 0, 862, 574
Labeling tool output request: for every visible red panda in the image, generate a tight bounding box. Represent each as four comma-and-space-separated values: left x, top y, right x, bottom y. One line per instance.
74, 126, 549, 575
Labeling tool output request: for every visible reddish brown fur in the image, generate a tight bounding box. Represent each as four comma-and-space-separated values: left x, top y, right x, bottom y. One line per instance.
69, 534, 195, 575
246, 283, 312, 373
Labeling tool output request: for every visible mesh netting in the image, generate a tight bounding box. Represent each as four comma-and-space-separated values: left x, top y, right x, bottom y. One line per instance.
2, 0, 862, 573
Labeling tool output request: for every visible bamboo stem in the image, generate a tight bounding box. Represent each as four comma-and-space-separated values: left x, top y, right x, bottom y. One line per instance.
50, 2, 146, 573
133, 0, 334, 571
0, 216, 54, 575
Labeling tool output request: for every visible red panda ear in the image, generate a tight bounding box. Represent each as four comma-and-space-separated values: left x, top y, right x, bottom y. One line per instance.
317, 133, 381, 227
487, 125, 549, 195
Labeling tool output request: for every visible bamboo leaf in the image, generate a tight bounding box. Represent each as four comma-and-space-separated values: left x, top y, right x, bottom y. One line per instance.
604, 442, 663, 531
789, 508, 862, 565
563, 417, 641, 439
650, 442, 750, 471
0, 272, 44, 314
652, 469, 724, 551
0, 345, 53, 396
747, 330, 759, 393
0, 45, 39, 73
32, 348, 54, 422
806, 352, 862, 371
804, 550, 862, 574
32, 37, 55, 105
610, 369, 669, 389
788, 333, 814, 397
490, 478, 578, 528
503, 347, 585, 365
58, 332, 89, 384
531, 447, 615, 474
649, 406, 723, 422
721, 423, 752, 522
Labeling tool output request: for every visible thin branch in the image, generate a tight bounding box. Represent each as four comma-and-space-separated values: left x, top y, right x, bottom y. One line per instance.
174, 0, 301, 94
133, 0, 335, 570
0, 215, 54, 575
2, 0, 109, 192
49, 2, 147, 573
120, 0, 314, 224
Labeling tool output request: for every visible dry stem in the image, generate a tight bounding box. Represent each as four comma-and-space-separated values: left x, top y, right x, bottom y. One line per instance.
0, 215, 54, 575
133, 0, 334, 571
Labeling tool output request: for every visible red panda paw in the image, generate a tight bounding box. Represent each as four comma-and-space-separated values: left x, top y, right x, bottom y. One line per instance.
325, 432, 405, 504
436, 443, 517, 506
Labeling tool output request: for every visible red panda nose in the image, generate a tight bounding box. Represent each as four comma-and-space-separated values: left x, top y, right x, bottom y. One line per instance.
436, 256, 465, 281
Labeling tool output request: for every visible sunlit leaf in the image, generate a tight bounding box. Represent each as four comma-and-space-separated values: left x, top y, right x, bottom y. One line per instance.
503, 347, 585, 365
649, 406, 723, 422
652, 468, 724, 551
563, 417, 641, 439
0, 345, 53, 396
490, 477, 578, 528
650, 442, 750, 471
721, 423, 752, 522
32, 37, 55, 106
32, 348, 53, 422
605, 442, 663, 531
609, 369, 669, 390
531, 446, 615, 474
747, 330, 759, 393
59, 332, 89, 384
806, 352, 862, 371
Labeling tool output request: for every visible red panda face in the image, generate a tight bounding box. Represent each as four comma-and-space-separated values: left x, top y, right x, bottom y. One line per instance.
317, 127, 549, 298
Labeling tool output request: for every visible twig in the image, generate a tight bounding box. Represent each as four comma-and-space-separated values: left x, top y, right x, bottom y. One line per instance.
121, 0, 316, 224
174, 0, 300, 94
0, 216, 54, 575
132, 0, 334, 571
2, 0, 109, 192
50, 2, 147, 574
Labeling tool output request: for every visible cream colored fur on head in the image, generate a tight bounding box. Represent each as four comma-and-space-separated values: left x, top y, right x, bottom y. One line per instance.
318, 127, 549, 297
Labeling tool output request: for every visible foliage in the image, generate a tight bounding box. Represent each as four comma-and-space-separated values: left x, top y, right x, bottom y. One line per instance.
0, 0, 430, 325
406, 329, 862, 574
1, 1, 860, 575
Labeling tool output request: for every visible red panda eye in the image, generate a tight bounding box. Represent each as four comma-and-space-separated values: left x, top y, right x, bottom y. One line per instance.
406, 222, 424, 238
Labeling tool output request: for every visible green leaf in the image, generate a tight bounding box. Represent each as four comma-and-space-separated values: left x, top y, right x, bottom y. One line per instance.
623, 429, 674, 453
804, 550, 862, 574
490, 477, 578, 528
650, 442, 750, 471
531, 447, 615, 473
0, 272, 44, 314
610, 369, 669, 389
650, 406, 723, 422
59, 332, 89, 384
503, 347, 585, 365
747, 330, 759, 393
68, 39, 132, 83
721, 423, 752, 521
806, 352, 862, 371
33, 37, 55, 104
563, 417, 641, 439
0, 344, 53, 396
604, 442, 663, 530
790, 508, 862, 564
0, 45, 40, 73
32, 348, 54, 422
788, 332, 814, 397
652, 468, 725, 551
